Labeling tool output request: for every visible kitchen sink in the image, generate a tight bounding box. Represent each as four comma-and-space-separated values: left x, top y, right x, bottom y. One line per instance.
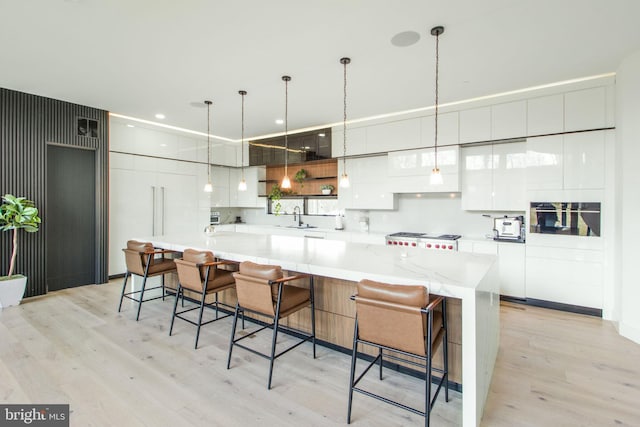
285, 225, 318, 229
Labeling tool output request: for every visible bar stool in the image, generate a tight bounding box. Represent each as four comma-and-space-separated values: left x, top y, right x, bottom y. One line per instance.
170, 249, 238, 349
226, 261, 316, 389
347, 279, 449, 427
118, 240, 177, 321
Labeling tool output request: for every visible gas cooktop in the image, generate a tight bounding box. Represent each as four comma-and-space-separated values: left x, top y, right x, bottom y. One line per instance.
385, 232, 461, 240
386, 232, 427, 238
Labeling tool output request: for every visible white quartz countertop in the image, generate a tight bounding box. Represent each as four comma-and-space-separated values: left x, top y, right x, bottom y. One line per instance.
141, 232, 497, 298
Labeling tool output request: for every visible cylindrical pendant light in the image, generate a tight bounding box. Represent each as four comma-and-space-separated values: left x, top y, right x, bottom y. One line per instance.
203, 100, 214, 192
281, 75, 292, 189
238, 90, 248, 192
339, 57, 351, 188
430, 26, 444, 186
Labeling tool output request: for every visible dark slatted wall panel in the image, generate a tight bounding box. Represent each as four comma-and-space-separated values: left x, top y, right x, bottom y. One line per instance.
0, 88, 109, 297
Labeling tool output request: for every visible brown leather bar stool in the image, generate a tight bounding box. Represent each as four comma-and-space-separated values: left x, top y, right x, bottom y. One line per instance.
347, 279, 449, 427
118, 240, 177, 321
170, 249, 238, 349
226, 261, 316, 389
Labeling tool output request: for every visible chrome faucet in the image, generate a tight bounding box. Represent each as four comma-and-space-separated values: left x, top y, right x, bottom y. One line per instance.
293, 206, 303, 227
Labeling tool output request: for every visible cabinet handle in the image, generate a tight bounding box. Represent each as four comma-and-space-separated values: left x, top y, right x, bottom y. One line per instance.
152, 186, 156, 235
161, 186, 166, 235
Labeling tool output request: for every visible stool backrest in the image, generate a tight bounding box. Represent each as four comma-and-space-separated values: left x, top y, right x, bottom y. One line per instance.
175, 249, 215, 292
123, 240, 154, 276
233, 261, 283, 316
355, 279, 429, 356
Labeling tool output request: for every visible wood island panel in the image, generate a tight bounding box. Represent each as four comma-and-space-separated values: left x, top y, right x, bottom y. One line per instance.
174, 267, 463, 385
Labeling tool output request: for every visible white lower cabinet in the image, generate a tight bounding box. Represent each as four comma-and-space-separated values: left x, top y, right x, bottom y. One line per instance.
497, 243, 526, 298
458, 240, 525, 298
525, 245, 603, 309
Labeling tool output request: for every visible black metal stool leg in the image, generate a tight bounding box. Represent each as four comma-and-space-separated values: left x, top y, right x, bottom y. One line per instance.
118, 272, 129, 312
347, 319, 359, 424
169, 284, 181, 336
227, 303, 240, 369
310, 276, 316, 358
194, 289, 207, 349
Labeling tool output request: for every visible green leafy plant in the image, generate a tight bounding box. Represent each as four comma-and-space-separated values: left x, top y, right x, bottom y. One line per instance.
294, 169, 308, 188
320, 184, 335, 191
268, 184, 283, 216
0, 194, 41, 278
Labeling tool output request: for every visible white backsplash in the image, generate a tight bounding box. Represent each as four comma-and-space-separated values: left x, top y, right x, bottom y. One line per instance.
239, 193, 524, 239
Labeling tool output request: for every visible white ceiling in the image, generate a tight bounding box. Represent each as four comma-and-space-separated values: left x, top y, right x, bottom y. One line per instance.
2, 0, 640, 141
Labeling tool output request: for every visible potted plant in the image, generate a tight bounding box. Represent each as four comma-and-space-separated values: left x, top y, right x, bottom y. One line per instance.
268, 184, 283, 216
294, 169, 308, 188
0, 194, 41, 308
321, 184, 335, 195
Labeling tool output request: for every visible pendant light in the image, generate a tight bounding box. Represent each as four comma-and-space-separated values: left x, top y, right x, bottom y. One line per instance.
238, 90, 248, 192
339, 57, 351, 188
430, 26, 444, 186
281, 75, 292, 189
203, 100, 213, 192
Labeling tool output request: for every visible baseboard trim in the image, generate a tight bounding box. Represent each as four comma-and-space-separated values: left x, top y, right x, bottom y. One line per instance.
500, 295, 602, 317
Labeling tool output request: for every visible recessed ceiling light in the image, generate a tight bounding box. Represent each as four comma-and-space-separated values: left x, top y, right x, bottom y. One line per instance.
275, 119, 284, 125
126, 124, 135, 128
160, 143, 167, 147
303, 146, 311, 150
318, 133, 325, 137
155, 113, 165, 119
391, 30, 421, 47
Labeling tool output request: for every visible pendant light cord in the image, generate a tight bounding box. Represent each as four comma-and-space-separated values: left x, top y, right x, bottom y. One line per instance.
206, 100, 211, 182
343, 59, 348, 170
240, 91, 245, 180
434, 29, 440, 170
284, 77, 289, 178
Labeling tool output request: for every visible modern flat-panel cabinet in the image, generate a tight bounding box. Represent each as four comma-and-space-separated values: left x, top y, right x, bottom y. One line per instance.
230, 166, 266, 208
526, 130, 605, 191
387, 145, 460, 193
331, 126, 367, 157
338, 155, 395, 210
109, 153, 202, 276
461, 141, 526, 211
527, 94, 564, 136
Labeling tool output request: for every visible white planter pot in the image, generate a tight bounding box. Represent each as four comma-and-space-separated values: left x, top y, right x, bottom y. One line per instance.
322, 189, 331, 195
0, 275, 27, 308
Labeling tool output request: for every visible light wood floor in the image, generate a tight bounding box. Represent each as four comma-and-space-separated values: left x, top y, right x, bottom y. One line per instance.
1, 283, 639, 426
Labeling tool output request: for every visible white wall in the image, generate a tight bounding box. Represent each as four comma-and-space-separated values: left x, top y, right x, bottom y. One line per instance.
616, 49, 640, 344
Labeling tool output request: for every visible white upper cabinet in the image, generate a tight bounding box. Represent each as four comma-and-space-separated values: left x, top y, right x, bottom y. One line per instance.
527, 94, 564, 136
461, 141, 526, 211
231, 166, 266, 208
420, 111, 459, 147
366, 119, 421, 153
491, 101, 526, 140
209, 166, 230, 207
387, 145, 460, 193
332, 126, 367, 157
461, 144, 494, 210
564, 87, 607, 132
338, 155, 395, 210
563, 131, 605, 189
492, 142, 527, 210
525, 135, 564, 190
459, 106, 491, 144
526, 131, 605, 191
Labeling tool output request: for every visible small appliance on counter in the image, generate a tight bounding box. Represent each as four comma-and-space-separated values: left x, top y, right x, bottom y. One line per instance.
210, 211, 221, 225
493, 215, 525, 242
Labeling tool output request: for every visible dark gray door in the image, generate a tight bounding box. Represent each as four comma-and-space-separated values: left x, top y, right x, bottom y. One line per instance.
46, 145, 96, 291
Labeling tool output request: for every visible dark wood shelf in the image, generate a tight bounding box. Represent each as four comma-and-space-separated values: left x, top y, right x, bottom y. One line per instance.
258, 194, 337, 199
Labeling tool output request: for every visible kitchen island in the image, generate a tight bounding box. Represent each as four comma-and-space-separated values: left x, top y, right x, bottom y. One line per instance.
141, 231, 499, 427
